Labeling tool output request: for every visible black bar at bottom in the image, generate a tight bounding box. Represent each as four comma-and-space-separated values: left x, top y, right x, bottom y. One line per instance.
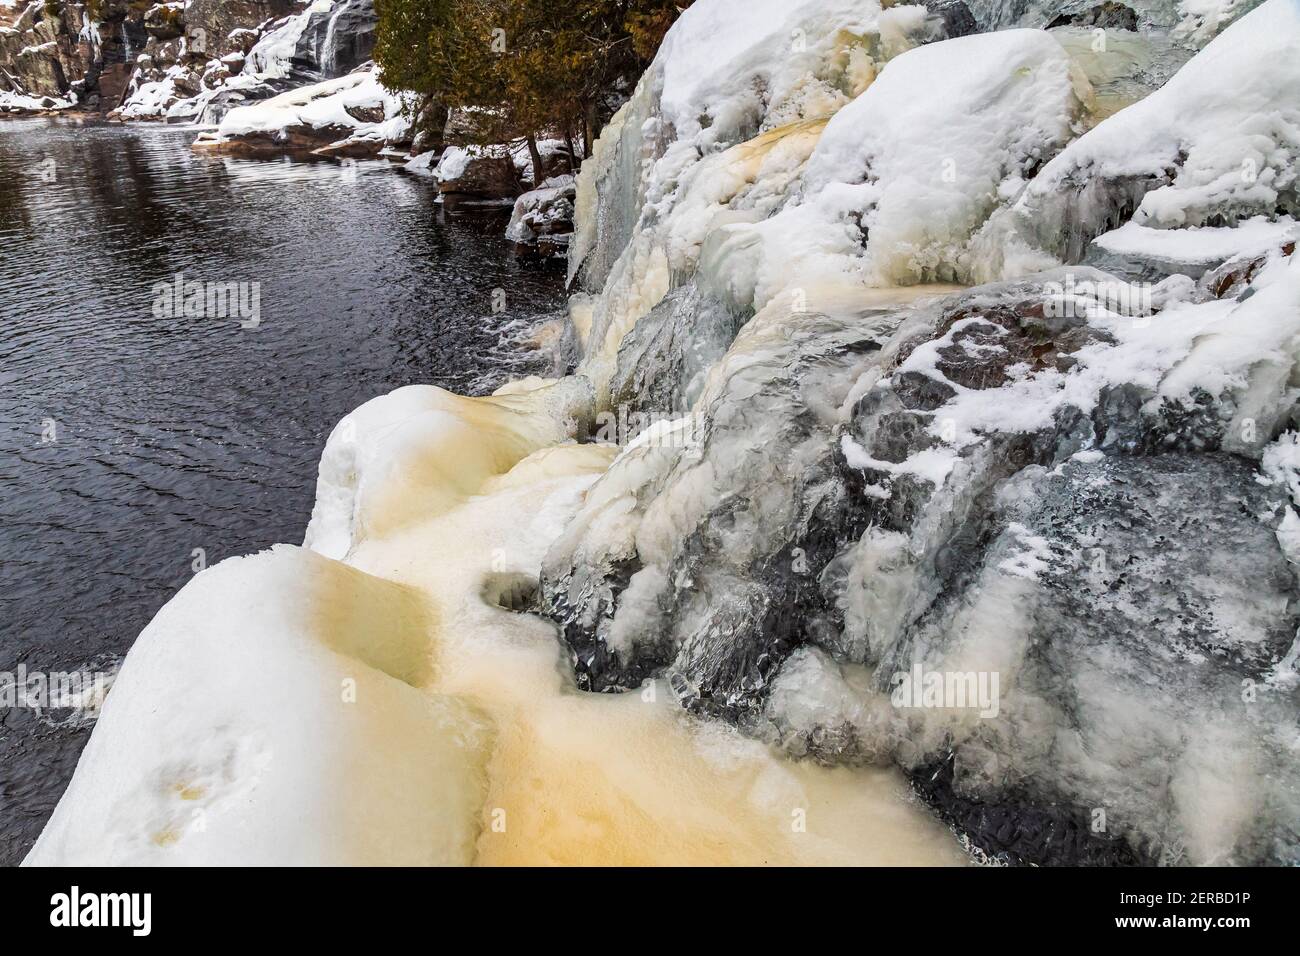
0, 865, 1290, 940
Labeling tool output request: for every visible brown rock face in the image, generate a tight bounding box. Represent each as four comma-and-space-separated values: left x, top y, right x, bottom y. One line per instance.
185, 0, 296, 57
0, 2, 90, 99
143, 4, 185, 41
93, 61, 132, 109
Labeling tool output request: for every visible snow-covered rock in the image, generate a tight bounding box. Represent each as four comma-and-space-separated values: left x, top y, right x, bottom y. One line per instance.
706, 28, 1092, 313
241, 0, 375, 82
191, 65, 410, 156
506, 175, 577, 247
0, 88, 70, 112
113, 0, 377, 121
430, 145, 521, 200
0, 0, 90, 105
568, 0, 959, 405
973, 0, 1300, 276
546, 246, 1300, 864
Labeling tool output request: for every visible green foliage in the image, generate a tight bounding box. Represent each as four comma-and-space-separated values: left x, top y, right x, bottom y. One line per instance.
374, 0, 693, 158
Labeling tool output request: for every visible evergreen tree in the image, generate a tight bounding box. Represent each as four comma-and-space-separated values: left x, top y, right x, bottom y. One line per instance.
374, 0, 693, 181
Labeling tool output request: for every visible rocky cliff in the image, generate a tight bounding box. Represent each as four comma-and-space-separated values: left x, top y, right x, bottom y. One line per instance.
0, 0, 377, 118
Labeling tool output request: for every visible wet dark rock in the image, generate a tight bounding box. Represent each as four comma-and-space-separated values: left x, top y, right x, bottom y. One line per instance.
193, 121, 357, 155
922, 0, 980, 38
344, 102, 384, 124
546, 553, 664, 693
1047, 1, 1139, 30
544, 307, 896, 714
609, 282, 746, 415
900, 452, 1300, 865
914, 752, 1155, 865
437, 154, 521, 200
291, 0, 376, 79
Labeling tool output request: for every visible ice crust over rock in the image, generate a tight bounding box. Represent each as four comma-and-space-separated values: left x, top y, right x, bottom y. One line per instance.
567, 0, 953, 403
973, 0, 1300, 276
542, 0, 1300, 865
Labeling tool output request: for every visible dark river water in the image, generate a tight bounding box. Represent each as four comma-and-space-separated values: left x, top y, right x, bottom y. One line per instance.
0, 116, 567, 864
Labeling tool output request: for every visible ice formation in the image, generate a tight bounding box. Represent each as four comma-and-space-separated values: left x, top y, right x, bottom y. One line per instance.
28, 377, 965, 866
26, 0, 1300, 866
975, 0, 1300, 275
544, 0, 1300, 864
706, 28, 1092, 308
27, 545, 490, 865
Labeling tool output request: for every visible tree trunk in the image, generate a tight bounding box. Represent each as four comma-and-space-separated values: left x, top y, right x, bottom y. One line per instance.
563, 127, 577, 174
525, 133, 545, 189
582, 101, 596, 158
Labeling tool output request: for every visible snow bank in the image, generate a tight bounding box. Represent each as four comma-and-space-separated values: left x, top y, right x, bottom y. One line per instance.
403, 149, 438, 177
708, 28, 1090, 311
1093, 216, 1299, 264
569, 0, 946, 402
0, 89, 71, 113
978, 0, 1300, 275
1162, 251, 1300, 447
656, 0, 932, 146
116, 66, 196, 121
25, 546, 489, 866
216, 68, 401, 138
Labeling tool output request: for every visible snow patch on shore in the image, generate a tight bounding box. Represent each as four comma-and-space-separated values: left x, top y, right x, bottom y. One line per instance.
25, 546, 489, 866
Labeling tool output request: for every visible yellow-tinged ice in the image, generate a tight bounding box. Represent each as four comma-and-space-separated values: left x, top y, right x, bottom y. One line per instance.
578, 115, 837, 407
335, 400, 967, 866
